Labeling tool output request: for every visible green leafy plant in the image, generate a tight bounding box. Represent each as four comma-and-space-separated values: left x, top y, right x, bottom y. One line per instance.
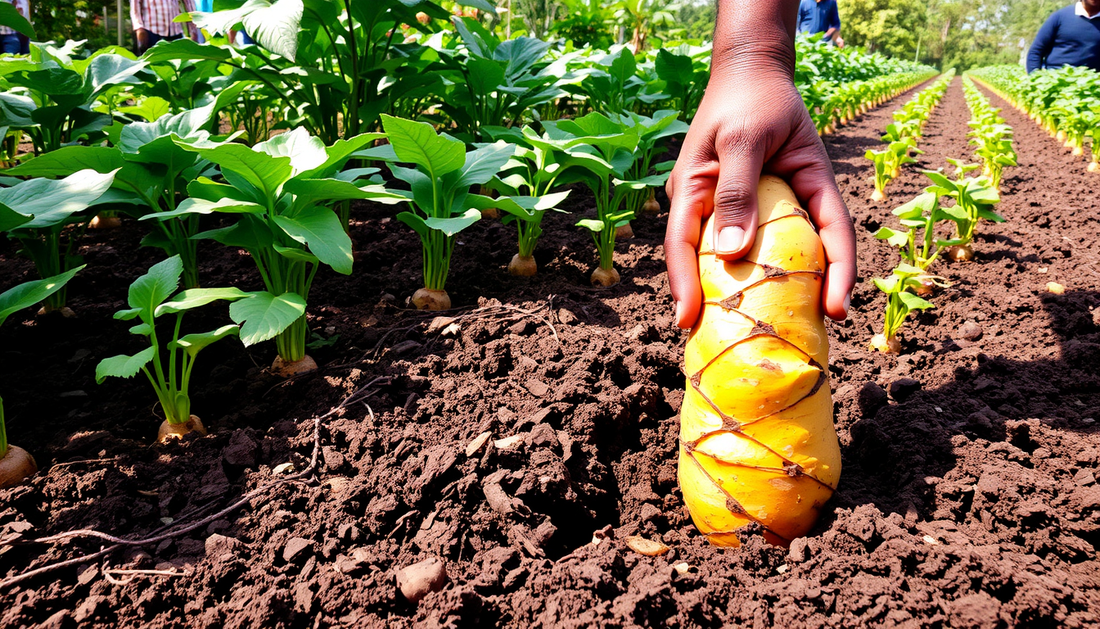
544, 112, 668, 286
0, 266, 81, 487
873, 191, 954, 296
870, 263, 934, 354
371, 115, 513, 309
173, 127, 402, 374
8, 104, 232, 289
482, 124, 576, 276
0, 169, 118, 314
0, 42, 146, 155
923, 160, 1004, 262
96, 256, 248, 441
865, 139, 919, 202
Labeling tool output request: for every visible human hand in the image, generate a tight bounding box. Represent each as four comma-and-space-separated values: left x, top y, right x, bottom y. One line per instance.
135, 28, 150, 51
664, 64, 857, 328
836, 37, 846, 48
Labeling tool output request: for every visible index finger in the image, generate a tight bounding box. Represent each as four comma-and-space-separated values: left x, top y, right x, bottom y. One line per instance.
665, 155, 719, 329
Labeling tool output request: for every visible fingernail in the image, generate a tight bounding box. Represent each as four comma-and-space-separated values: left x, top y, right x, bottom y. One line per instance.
843, 291, 852, 314
674, 300, 684, 325
716, 226, 745, 254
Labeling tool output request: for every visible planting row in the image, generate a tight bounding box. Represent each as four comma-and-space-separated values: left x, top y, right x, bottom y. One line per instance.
969, 64, 1100, 171
866, 70, 955, 202
870, 77, 1015, 353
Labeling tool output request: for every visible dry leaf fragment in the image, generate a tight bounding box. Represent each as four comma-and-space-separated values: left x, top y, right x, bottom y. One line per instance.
922, 535, 940, 545
493, 435, 524, 451
426, 316, 456, 334
624, 535, 670, 557
273, 462, 295, 476
466, 431, 492, 457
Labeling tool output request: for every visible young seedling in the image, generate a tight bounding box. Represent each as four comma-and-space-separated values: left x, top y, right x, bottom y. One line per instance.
374, 115, 513, 309
482, 125, 574, 277
873, 191, 953, 295
924, 160, 1004, 262
0, 169, 118, 315
96, 256, 248, 442
870, 264, 935, 354
865, 140, 918, 202
174, 127, 403, 375
0, 267, 82, 488
544, 112, 668, 286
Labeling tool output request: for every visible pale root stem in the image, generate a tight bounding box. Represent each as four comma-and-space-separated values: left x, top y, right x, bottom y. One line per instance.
0, 445, 37, 489
412, 288, 451, 311
870, 333, 901, 354
590, 267, 620, 287
271, 355, 318, 378
508, 254, 537, 277
157, 415, 207, 444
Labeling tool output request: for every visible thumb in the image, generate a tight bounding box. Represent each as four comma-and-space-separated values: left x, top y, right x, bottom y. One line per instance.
713, 146, 764, 258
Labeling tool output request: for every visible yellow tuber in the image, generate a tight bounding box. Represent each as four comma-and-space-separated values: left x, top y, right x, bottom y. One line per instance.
678, 175, 841, 547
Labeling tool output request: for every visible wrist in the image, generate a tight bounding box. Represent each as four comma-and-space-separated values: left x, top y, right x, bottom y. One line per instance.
711, 41, 796, 83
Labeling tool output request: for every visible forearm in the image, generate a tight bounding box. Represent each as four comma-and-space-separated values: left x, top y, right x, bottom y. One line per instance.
713, 0, 799, 79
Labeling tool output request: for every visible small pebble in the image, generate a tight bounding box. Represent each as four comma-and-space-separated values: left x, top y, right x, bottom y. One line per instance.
396, 556, 448, 603
1046, 282, 1065, 294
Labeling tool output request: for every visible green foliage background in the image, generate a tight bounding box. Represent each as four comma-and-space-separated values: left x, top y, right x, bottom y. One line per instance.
32, 0, 119, 49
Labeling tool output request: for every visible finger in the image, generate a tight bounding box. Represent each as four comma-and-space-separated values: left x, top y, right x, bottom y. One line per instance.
713, 143, 765, 259
665, 154, 719, 329
788, 158, 857, 321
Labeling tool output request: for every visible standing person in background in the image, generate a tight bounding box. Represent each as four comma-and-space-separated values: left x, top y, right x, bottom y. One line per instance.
0, 0, 30, 55
1027, 1, 1100, 72
131, 0, 197, 55
797, 0, 844, 47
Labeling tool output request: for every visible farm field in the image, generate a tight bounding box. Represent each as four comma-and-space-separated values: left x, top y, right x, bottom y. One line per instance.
2, 71, 1100, 627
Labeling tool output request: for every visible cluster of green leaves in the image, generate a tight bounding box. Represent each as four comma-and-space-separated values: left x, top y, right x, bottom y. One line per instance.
962, 76, 1016, 190
871, 161, 1004, 351
970, 65, 1098, 168
95, 256, 247, 426
864, 70, 954, 199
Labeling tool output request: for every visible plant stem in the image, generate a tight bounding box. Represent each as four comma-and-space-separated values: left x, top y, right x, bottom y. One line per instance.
0, 396, 8, 459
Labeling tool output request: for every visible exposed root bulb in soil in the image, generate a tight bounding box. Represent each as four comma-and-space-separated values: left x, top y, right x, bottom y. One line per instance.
870, 189, 886, 202
1073, 146, 1084, 156
412, 288, 451, 311
479, 207, 500, 220
1089, 161, 1099, 173
507, 254, 537, 277
946, 244, 974, 262
0, 445, 37, 489
641, 198, 661, 214
271, 355, 318, 378
36, 306, 76, 318
615, 223, 634, 240
913, 275, 936, 297
89, 214, 121, 229
870, 333, 901, 354
1057, 130, 1067, 143
590, 266, 620, 287
157, 415, 207, 444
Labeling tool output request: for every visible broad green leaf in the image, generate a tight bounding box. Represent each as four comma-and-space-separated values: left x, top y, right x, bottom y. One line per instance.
466, 57, 505, 94
7, 146, 126, 177
172, 325, 240, 357
922, 171, 955, 191
422, 209, 481, 236
243, 0, 304, 61
0, 169, 117, 229
0, 1, 35, 38
256, 127, 327, 176
576, 218, 606, 232
282, 178, 407, 207
381, 115, 466, 177
296, 132, 386, 180
85, 54, 147, 97
177, 139, 293, 198
128, 255, 183, 322
273, 244, 319, 264
898, 291, 935, 311
874, 227, 909, 247
119, 105, 215, 155
448, 141, 514, 192
272, 205, 353, 274
146, 196, 266, 220
229, 291, 308, 346
0, 266, 83, 327
156, 287, 252, 316
892, 192, 937, 219
95, 346, 156, 384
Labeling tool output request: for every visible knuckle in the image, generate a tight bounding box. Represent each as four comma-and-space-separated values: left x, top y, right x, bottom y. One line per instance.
712, 182, 755, 221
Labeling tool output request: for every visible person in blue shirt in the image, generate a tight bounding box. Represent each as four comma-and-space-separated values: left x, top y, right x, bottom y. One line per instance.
797, 0, 843, 46
1027, 1, 1100, 72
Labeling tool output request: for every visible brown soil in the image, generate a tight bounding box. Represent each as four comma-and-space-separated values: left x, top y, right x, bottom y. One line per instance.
2, 78, 1100, 628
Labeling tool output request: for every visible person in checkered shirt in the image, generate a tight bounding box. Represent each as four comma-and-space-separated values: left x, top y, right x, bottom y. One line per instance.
131, 0, 197, 54
0, 0, 30, 55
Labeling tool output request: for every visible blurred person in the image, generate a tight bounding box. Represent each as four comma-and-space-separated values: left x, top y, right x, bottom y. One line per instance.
665, 0, 856, 330
0, 0, 30, 55
1027, 0, 1100, 72
797, 0, 844, 46
132, 0, 197, 55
